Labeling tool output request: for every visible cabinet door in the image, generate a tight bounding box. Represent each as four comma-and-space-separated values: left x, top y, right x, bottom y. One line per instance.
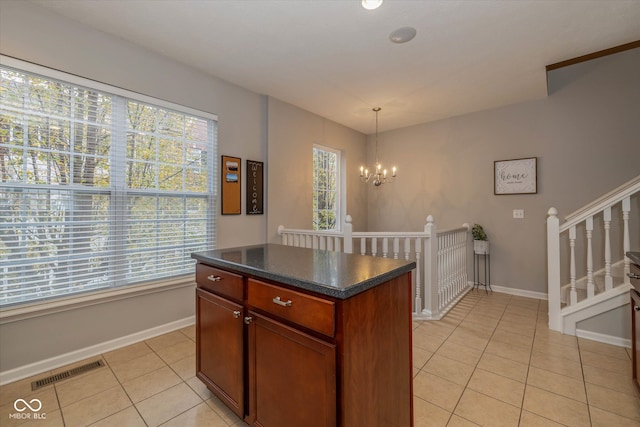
196, 288, 244, 418
247, 311, 336, 427
632, 291, 640, 394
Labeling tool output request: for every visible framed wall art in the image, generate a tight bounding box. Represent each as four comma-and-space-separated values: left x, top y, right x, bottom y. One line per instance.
494, 157, 537, 195
246, 160, 264, 215
221, 155, 241, 214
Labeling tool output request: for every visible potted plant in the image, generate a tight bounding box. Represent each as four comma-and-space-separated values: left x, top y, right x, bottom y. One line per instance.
472, 224, 489, 254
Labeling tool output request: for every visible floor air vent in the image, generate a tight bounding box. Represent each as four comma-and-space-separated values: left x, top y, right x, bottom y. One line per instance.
31, 359, 105, 390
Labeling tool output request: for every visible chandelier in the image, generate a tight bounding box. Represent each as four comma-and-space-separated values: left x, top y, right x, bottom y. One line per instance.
360, 107, 396, 186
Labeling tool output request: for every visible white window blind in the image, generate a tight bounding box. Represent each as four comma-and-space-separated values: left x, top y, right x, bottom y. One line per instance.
0, 58, 217, 306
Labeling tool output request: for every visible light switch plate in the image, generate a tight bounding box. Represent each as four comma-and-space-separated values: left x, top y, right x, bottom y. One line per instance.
513, 209, 525, 219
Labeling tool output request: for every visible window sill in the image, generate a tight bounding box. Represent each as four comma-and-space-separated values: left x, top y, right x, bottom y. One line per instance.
0, 275, 195, 325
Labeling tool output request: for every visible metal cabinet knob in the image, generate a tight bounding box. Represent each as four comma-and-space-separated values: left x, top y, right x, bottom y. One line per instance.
232, 310, 241, 318
635, 306, 640, 312
244, 316, 253, 324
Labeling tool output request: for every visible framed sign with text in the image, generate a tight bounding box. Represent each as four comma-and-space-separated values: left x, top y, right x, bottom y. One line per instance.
494, 157, 537, 195
246, 160, 264, 215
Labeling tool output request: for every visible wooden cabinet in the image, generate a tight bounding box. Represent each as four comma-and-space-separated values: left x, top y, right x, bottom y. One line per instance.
195, 257, 413, 427
630, 259, 640, 394
247, 312, 336, 427
632, 289, 640, 394
196, 288, 244, 418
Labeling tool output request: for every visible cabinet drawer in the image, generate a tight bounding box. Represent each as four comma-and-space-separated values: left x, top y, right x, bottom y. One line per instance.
248, 279, 335, 337
196, 264, 244, 300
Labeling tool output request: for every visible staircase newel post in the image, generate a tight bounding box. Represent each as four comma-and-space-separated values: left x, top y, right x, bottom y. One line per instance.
343, 215, 353, 254
547, 208, 562, 332
277, 225, 287, 245
623, 197, 631, 285
422, 215, 440, 319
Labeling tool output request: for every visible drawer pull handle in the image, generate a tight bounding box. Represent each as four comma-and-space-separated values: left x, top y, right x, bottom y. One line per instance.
207, 275, 222, 282
233, 310, 241, 318
628, 273, 640, 280
272, 296, 292, 307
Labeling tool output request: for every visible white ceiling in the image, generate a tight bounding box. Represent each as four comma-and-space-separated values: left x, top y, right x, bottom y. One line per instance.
30, 0, 640, 134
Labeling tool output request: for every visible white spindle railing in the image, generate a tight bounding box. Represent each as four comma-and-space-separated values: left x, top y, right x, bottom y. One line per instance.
278, 215, 471, 320
547, 175, 640, 333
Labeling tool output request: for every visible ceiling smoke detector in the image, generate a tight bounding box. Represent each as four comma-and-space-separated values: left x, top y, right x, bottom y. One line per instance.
389, 27, 417, 44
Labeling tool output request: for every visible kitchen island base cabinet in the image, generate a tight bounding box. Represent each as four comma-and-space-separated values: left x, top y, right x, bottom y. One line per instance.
193, 244, 415, 427
247, 312, 336, 427
632, 289, 640, 394
196, 288, 244, 419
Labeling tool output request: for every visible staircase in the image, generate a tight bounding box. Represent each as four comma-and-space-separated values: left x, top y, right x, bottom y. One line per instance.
547, 175, 640, 336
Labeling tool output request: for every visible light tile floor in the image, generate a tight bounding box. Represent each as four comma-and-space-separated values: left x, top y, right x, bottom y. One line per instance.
2, 291, 639, 426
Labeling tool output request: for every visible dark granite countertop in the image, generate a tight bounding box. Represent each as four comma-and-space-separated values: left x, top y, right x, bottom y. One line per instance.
627, 251, 640, 266
192, 244, 416, 299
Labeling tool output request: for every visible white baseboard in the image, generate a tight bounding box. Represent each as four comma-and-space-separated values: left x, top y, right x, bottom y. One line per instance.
576, 328, 631, 349
0, 316, 195, 386
478, 282, 548, 300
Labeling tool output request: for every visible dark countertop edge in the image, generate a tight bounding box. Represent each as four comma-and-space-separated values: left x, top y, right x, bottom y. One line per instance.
191, 252, 416, 300
627, 251, 640, 266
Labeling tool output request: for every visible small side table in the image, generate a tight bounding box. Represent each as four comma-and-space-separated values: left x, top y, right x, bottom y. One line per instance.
473, 251, 491, 293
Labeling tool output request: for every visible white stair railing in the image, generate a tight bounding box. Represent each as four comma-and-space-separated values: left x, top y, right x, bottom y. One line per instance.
547, 175, 640, 333
278, 215, 470, 320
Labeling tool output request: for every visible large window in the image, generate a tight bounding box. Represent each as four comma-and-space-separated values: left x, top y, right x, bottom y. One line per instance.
0, 58, 217, 306
312, 145, 340, 230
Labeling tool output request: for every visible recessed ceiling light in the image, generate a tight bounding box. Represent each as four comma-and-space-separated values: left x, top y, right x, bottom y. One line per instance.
389, 27, 417, 44
362, 0, 383, 11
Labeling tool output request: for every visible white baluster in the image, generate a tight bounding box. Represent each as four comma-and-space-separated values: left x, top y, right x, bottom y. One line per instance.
404, 238, 410, 261
586, 217, 594, 298
382, 238, 388, 258
360, 237, 366, 256
327, 237, 334, 251
569, 225, 577, 305
372, 238, 378, 257
623, 197, 631, 285
393, 237, 400, 259
604, 207, 613, 290
319, 236, 326, 251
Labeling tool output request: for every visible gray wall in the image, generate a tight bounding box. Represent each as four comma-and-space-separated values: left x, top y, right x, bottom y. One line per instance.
266, 98, 368, 242
1, 0, 638, 375
368, 48, 640, 297
0, 1, 266, 373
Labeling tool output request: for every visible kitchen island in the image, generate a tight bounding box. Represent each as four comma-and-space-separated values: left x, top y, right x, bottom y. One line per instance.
192, 244, 416, 427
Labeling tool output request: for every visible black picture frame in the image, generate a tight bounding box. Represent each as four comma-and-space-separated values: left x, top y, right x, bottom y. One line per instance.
246, 160, 264, 215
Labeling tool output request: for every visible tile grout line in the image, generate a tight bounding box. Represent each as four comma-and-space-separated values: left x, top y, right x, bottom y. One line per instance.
446, 291, 505, 425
